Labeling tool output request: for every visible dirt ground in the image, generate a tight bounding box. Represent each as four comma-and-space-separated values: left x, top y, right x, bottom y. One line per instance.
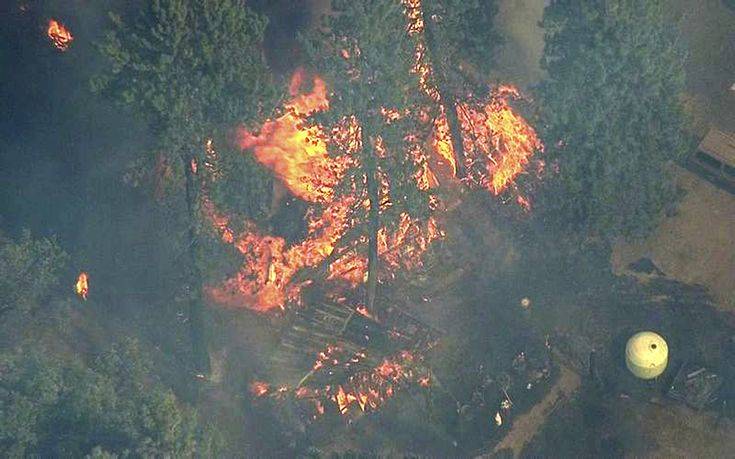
612, 166, 735, 312
489, 358, 581, 457
620, 400, 735, 459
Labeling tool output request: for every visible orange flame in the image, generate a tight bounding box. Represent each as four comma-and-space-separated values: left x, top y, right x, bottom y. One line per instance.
431, 87, 543, 196
236, 70, 346, 203
206, 69, 539, 315
203, 2, 542, 315
328, 351, 418, 416
355, 304, 373, 319
249, 380, 270, 397
47, 19, 73, 51
75, 272, 89, 300
206, 70, 442, 313
402, 0, 543, 196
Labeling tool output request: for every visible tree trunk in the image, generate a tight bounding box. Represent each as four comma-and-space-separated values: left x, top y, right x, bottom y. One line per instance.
441, 92, 467, 179
182, 153, 210, 377
364, 135, 380, 313
421, 4, 467, 179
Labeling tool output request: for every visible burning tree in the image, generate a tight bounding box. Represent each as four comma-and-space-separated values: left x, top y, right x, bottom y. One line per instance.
410, 0, 502, 178
301, 0, 437, 313
47, 19, 73, 51
538, 0, 688, 240
93, 0, 279, 374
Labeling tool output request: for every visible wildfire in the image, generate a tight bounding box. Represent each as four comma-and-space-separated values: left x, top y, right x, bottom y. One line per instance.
249, 380, 270, 397
198, 0, 543, 320
431, 87, 543, 196
329, 351, 425, 416
249, 344, 431, 419
206, 64, 539, 314
401, 0, 543, 197
47, 19, 73, 51
75, 272, 89, 300
209, 0, 544, 424
206, 70, 443, 313
355, 304, 373, 319
236, 70, 346, 203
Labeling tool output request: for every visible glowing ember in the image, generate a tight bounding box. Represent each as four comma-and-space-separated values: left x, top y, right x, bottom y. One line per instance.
249, 380, 270, 397
516, 195, 531, 211
248, 348, 431, 419
355, 304, 373, 319
75, 272, 89, 300
47, 19, 73, 51
327, 351, 420, 416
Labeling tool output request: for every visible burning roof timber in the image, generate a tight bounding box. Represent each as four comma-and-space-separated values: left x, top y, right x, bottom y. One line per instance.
248, 293, 442, 419
275, 296, 440, 376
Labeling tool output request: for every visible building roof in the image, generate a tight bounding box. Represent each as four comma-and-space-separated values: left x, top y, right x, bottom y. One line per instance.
698, 127, 735, 166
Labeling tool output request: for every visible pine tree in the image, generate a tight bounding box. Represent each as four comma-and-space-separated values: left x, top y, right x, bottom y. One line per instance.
93, 0, 278, 375
303, 0, 433, 311
538, 0, 689, 240
419, 0, 501, 177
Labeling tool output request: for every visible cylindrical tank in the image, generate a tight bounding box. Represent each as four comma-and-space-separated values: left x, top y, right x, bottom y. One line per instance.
625, 331, 668, 379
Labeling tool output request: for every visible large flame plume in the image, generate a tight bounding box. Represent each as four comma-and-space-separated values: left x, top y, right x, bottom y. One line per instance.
204, 71, 443, 313
207, 0, 544, 421
432, 86, 544, 196
205, 76, 540, 313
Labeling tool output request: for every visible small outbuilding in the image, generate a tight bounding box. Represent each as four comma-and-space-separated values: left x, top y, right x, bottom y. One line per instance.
693, 127, 735, 185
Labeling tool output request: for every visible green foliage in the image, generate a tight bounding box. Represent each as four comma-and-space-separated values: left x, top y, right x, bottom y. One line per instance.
93, 0, 275, 137
303, 0, 433, 232
538, 0, 689, 240
0, 339, 218, 457
423, 0, 502, 88
0, 230, 67, 317
93, 0, 276, 218
208, 144, 272, 224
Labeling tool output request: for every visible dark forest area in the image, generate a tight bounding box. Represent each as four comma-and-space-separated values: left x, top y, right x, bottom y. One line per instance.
1, 0, 734, 457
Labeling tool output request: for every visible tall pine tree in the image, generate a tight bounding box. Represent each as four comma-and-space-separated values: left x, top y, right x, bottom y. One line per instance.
419, 0, 501, 177
303, 0, 433, 312
538, 0, 689, 240
93, 0, 278, 375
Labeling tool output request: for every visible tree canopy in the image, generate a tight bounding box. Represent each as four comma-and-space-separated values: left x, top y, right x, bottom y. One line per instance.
0, 230, 67, 319
92, 0, 276, 214
0, 339, 218, 457
93, 0, 289, 374
422, 0, 501, 89
93, 0, 275, 142
538, 0, 689, 240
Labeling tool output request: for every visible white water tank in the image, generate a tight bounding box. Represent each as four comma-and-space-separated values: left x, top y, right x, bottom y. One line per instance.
625, 331, 668, 379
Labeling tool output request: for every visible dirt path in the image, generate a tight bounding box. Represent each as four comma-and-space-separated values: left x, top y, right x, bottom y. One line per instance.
485, 359, 581, 458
